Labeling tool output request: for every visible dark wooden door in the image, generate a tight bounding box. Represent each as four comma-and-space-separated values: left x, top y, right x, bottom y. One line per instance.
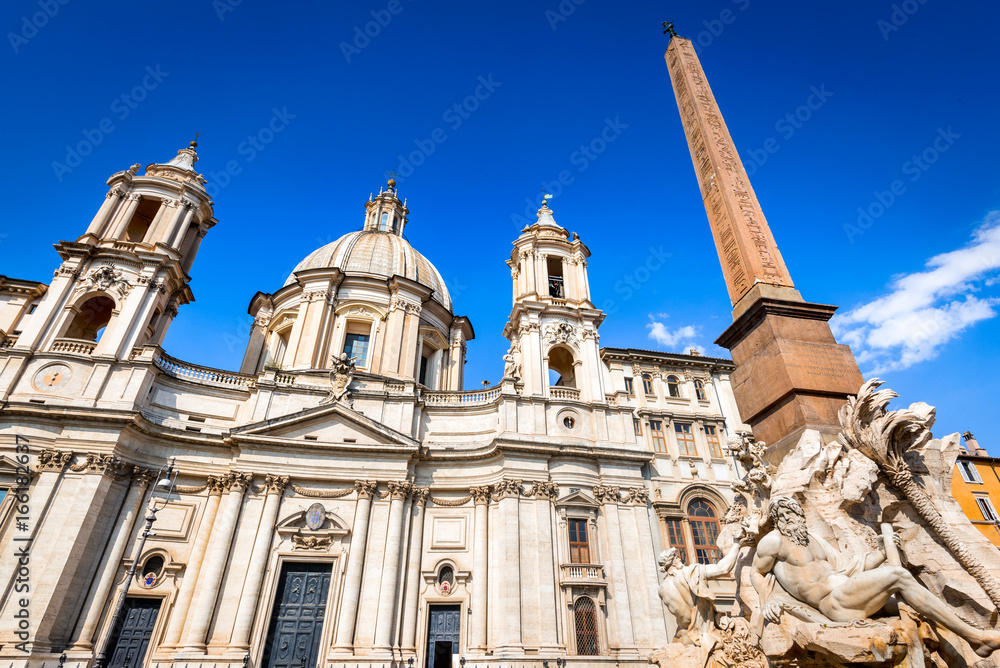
262, 563, 333, 668
108, 597, 161, 668
425, 605, 460, 668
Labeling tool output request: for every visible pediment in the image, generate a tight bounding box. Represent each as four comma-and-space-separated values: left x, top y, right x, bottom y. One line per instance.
231, 402, 418, 449
554, 489, 599, 509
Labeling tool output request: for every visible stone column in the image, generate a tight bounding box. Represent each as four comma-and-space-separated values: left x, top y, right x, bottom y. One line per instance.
333, 480, 378, 652
166, 201, 197, 249
229, 475, 288, 651
68, 468, 154, 650
240, 310, 272, 375
142, 198, 172, 244
469, 487, 491, 650
84, 188, 124, 238
179, 472, 251, 651
107, 193, 142, 240
495, 480, 522, 653
399, 488, 429, 652
374, 481, 412, 651
162, 477, 224, 648
594, 485, 636, 653
181, 229, 208, 274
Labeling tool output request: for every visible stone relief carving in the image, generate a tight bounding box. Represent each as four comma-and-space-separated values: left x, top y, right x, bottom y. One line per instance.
354, 480, 378, 499
592, 485, 620, 505
291, 534, 333, 551
543, 322, 577, 345
37, 449, 73, 472
81, 265, 132, 299
320, 352, 356, 405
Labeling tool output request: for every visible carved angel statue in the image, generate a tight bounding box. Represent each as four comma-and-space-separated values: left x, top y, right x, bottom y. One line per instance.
320, 352, 356, 405
752, 497, 1000, 657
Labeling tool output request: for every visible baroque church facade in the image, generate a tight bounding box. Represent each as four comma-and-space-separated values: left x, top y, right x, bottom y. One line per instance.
0, 144, 747, 668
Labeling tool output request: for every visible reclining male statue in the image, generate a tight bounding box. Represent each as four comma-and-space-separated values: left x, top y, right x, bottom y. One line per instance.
752, 497, 1000, 657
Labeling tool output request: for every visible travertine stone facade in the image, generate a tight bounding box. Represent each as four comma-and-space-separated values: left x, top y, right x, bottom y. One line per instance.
0, 159, 746, 668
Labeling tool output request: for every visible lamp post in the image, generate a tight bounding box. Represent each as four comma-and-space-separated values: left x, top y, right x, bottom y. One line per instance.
93, 459, 178, 668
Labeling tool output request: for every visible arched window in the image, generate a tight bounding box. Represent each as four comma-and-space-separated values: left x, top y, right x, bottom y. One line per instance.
64, 295, 115, 342
437, 565, 454, 594
688, 499, 722, 565
379, 212, 390, 231
641, 374, 654, 395
574, 597, 599, 655
694, 379, 706, 401
548, 346, 576, 388
667, 375, 681, 398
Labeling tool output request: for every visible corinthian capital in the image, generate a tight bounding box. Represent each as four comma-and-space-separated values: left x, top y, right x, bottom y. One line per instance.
355, 480, 378, 499
469, 486, 492, 505
264, 475, 290, 495
387, 480, 412, 500
593, 485, 621, 505
38, 449, 73, 472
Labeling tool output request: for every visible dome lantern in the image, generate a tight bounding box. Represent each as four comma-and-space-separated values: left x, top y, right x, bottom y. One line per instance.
363, 178, 409, 236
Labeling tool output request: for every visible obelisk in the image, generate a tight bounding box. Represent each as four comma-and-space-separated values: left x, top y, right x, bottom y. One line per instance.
665, 36, 863, 454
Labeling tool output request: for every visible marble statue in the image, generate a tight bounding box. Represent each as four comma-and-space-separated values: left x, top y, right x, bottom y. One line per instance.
752, 497, 1000, 657
659, 542, 742, 646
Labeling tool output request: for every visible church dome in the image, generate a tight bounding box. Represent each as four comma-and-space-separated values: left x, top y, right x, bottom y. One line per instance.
284, 229, 452, 310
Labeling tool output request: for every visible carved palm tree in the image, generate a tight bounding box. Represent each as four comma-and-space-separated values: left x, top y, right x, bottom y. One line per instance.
838, 378, 1000, 610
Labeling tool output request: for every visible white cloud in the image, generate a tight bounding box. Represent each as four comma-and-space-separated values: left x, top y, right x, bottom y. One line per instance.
646, 315, 703, 353
832, 211, 1000, 374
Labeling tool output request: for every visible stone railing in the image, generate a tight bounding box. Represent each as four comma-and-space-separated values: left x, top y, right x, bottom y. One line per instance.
154, 351, 256, 389
385, 381, 407, 394
424, 386, 502, 406
275, 373, 296, 385
0, 334, 17, 349
549, 386, 581, 401
51, 338, 97, 355
560, 563, 606, 584
604, 393, 618, 406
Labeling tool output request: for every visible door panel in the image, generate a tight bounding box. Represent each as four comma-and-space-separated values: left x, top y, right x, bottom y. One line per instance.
262, 562, 333, 668
425, 605, 460, 668
108, 598, 161, 668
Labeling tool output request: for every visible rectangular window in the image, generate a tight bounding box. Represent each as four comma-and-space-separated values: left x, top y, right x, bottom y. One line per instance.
690, 516, 723, 565
633, 417, 642, 436
977, 497, 999, 523
664, 518, 688, 564
343, 328, 370, 368
958, 460, 983, 484
642, 375, 655, 395
568, 518, 591, 563
624, 377, 634, 396
650, 420, 667, 453
675, 423, 697, 456
419, 354, 429, 386
705, 425, 723, 458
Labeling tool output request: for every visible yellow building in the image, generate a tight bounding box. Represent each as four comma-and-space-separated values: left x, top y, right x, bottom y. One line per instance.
951, 432, 1000, 547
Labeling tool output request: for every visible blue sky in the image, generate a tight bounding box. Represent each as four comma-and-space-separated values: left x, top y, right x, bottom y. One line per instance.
3, 1, 999, 450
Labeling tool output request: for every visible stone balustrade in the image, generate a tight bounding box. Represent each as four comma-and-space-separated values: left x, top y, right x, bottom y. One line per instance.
153, 351, 256, 389
424, 386, 502, 405
0, 334, 17, 349
549, 386, 581, 401
51, 337, 97, 355
560, 563, 606, 584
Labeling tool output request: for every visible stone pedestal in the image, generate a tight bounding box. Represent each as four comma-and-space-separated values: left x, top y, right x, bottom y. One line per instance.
716, 291, 863, 457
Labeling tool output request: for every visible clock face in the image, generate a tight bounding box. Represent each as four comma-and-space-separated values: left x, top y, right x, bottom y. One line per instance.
33, 364, 72, 392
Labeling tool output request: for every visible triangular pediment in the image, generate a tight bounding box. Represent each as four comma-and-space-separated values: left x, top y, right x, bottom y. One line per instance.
554, 489, 599, 509
231, 402, 419, 449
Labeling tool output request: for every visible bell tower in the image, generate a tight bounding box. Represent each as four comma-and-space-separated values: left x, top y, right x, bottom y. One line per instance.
12, 141, 216, 360
502, 200, 606, 401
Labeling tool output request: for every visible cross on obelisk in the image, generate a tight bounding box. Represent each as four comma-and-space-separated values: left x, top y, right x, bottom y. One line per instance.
663, 35, 863, 453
